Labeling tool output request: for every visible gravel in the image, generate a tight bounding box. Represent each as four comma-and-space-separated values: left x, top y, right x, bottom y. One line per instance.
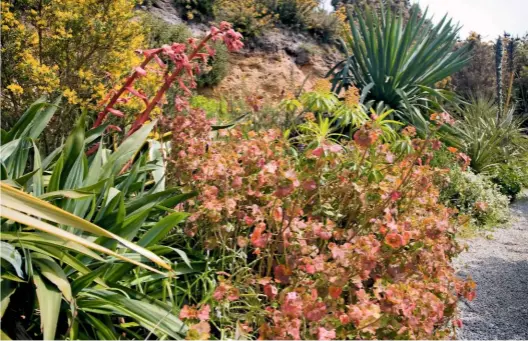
455, 192, 528, 340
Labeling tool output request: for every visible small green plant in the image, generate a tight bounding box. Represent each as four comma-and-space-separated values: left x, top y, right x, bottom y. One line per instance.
174, 0, 215, 20
491, 163, 526, 199
196, 41, 230, 87
144, 14, 192, 47
263, 0, 319, 29
439, 166, 510, 228
452, 96, 527, 173
213, 0, 276, 38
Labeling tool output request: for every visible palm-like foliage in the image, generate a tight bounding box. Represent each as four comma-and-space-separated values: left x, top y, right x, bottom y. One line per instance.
327, 3, 470, 131
453, 96, 528, 173
0, 98, 197, 340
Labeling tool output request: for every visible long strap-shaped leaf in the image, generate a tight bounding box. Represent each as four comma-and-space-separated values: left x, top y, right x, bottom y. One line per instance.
0, 183, 171, 272
1, 206, 166, 276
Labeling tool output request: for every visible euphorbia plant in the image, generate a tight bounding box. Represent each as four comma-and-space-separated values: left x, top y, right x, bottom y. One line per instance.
169, 107, 476, 339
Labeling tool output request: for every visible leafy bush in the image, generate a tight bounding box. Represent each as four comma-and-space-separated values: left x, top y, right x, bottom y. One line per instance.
491, 163, 526, 199
174, 0, 215, 20
213, 0, 277, 37
144, 14, 192, 47
1, 0, 145, 135
262, 0, 319, 28
168, 104, 475, 339
305, 8, 341, 43
190, 95, 229, 117
327, 4, 470, 132
439, 167, 510, 228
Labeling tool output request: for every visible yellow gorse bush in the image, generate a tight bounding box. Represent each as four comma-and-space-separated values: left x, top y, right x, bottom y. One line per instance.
1, 0, 145, 121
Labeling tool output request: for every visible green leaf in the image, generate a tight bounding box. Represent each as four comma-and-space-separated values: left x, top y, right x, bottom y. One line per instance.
39, 190, 94, 200
48, 154, 64, 192
33, 272, 61, 341
0, 232, 103, 262
28, 97, 61, 139
100, 120, 157, 178
83, 313, 119, 340
6, 98, 47, 141
33, 254, 72, 302
31, 140, 43, 196
124, 187, 181, 213
71, 264, 110, 295
1, 279, 16, 318
147, 140, 165, 193
139, 212, 188, 248
14, 169, 40, 187
0, 242, 23, 278
80, 289, 187, 339
1, 183, 171, 272
0, 139, 20, 163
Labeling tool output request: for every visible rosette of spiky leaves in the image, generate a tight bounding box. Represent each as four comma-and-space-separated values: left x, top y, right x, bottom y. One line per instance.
0, 98, 196, 340
327, 3, 470, 132
452, 96, 528, 173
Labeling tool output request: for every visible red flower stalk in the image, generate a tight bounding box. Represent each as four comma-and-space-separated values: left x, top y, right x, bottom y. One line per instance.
92, 22, 243, 137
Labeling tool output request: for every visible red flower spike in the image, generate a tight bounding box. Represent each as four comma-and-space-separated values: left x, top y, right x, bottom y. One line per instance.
107, 108, 124, 117
125, 86, 148, 101
153, 54, 167, 68
106, 125, 122, 133
134, 66, 147, 77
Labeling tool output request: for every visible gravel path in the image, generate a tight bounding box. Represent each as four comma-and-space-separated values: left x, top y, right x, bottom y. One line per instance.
455, 193, 528, 340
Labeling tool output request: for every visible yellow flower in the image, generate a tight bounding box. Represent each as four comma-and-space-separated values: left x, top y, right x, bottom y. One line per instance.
7, 84, 24, 95
313, 79, 332, 93
63, 88, 79, 104
344, 86, 360, 107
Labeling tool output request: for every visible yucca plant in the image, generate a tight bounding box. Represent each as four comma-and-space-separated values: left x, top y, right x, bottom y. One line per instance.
0, 98, 196, 340
327, 3, 470, 132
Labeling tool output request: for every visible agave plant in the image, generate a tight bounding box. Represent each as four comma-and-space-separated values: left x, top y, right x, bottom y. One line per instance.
0, 98, 197, 340
327, 3, 470, 132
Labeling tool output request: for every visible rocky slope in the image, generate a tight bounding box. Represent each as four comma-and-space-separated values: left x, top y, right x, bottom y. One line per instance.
145, 0, 342, 100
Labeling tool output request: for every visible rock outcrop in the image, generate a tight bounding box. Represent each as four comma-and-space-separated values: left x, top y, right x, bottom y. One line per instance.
146, 0, 342, 100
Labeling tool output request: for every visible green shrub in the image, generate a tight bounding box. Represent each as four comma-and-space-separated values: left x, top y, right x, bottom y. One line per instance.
213, 0, 276, 38
262, 0, 319, 29
196, 42, 230, 87
144, 14, 192, 47
440, 167, 510, 228
174, 0, 215, 20
0, 98, 192, 340
306, 8, 340, 43
190, 95, 229, 118
491, 163, 526, 199
452, 96, 528, 173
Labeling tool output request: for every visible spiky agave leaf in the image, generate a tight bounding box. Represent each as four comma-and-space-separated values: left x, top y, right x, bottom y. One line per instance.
327, 3, 470, 131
